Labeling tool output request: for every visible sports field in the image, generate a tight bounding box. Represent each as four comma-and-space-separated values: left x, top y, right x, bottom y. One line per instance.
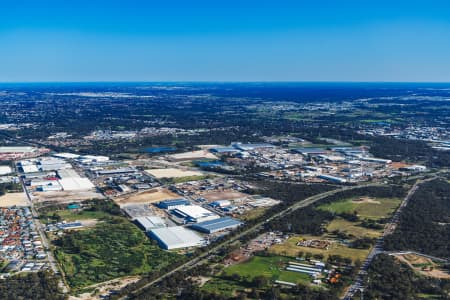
223, 255, 311, 284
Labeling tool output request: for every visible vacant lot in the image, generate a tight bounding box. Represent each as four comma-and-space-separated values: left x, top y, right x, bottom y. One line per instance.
55, 217, 180, 289
32, 190, 105, 204
270, 235, 370, 262
318, 197, 401, 220
202, 191, 248, 202
114, 188, 180, 207
145, 168, 203, 178
326, 218, 382, 238
395, 254, 450, 279
0, 192, 28, 207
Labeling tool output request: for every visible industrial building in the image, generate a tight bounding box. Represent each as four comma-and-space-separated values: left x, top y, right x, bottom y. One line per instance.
231, 143, 275, 151
209, 200, 231, 208
293, 148, 327, 156
172, 205, 219, 223
158, 199, 190, 210
318, 174, 347, 183
135, 216, 166, 231
190, 217, 242, 234
149, 226, 204, 250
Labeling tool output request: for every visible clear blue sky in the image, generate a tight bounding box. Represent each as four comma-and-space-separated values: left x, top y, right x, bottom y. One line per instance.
1, 0, 450, 82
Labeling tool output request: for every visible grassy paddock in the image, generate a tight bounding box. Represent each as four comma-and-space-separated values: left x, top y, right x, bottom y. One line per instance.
317, 197, 401, 220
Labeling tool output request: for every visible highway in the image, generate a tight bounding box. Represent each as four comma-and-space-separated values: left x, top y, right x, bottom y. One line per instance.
123, 182, 383, 299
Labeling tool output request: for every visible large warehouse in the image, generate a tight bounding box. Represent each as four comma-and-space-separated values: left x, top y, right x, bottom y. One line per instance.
135, 216, 166, 231
158, 198, 190, 210
172, 205, 219, 223
191, 217, 243, 234
149, 226, 204, 250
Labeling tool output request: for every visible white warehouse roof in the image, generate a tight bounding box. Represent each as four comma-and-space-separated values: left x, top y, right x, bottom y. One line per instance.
149, 226, 204, 250
173, 205, 219, 223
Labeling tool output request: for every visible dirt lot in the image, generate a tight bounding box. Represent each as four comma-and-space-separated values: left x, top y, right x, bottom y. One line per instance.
32, 190, 105, 204
201, 191, 248, 201
69, 276, 141, 300
394, 253, 450, 279
351, 196, 381, 204
114, 188, 180, 207
0, 192, 29, 207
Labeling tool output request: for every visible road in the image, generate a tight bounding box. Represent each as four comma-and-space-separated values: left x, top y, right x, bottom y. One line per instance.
123, 182, 383, 299
342, 177, 436, 300
20, 177, 70, 293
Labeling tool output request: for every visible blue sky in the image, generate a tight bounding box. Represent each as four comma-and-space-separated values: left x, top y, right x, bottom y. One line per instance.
1, 1, 450, 82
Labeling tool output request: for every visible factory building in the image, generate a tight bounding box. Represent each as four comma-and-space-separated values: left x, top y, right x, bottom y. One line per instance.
209, 200, 231, 208
149, 226, 204, 250
135, 216, 166, 231
172, 205, 219, 223
157, 199, 190, 210
190, 217, 243, 234
293, 148, 327, 156
231, 143, 275, 151
318, 174, 347, 183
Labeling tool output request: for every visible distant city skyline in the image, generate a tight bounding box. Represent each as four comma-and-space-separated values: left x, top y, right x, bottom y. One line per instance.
1, 1, 450, 82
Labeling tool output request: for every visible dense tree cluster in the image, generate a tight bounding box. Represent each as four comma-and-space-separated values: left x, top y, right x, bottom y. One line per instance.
265, 185, 405, 235
384, 179, 450, 258
0, 271, 67, 300
364, 254, 450, 300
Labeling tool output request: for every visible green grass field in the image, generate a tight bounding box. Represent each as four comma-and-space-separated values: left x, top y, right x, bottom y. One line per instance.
202, 278, 246, 297
223, 255, 311, 284
326, 218, 381, 238
54, 217, 180, 289
318, 197, 401, 220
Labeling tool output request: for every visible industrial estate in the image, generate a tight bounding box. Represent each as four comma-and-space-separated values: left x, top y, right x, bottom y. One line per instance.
0, 83, 449, 300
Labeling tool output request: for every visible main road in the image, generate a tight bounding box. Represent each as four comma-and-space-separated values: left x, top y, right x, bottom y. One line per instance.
123, 182, 384, 299
20, 177, 70, 293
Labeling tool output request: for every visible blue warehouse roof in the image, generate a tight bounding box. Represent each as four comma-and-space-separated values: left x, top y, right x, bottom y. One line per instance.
191, 217, 243, 233
158, 198, 189, 206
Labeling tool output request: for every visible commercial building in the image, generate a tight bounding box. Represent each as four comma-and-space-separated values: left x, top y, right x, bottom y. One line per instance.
172, 205, 219, 223
190, 217, 242, 234
149, 226, 204, 250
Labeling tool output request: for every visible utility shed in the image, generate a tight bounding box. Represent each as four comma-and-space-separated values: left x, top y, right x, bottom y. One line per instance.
190, 217, 243, 234
149, 226, 204, 250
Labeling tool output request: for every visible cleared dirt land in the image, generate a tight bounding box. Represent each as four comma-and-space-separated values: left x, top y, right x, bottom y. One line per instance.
114, 188, 180, 207
201, 191, 248, 201
32, 190, 105, 204
0, 192, 29, 207
167, 150, 217, 161
69, 276, 141, 300
145, 168, 203, 178
394, 254, 450, 279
